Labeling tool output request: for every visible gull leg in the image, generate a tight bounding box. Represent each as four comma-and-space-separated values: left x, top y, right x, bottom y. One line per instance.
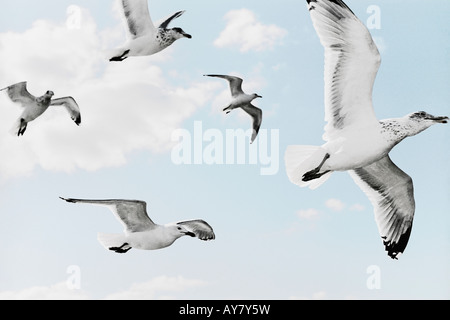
302, 153, 330, 182
223, 105, 233, 114
109, 243, 132, 254
110, 49, 130, 62
18, 119, 27, 136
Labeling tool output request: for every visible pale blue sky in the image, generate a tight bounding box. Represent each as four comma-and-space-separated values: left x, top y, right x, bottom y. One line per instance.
0, 0, 448, 299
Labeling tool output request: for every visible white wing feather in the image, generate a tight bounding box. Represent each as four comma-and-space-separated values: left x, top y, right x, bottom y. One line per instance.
50, 97, 81, 125
307, 0, 381, 141
177, 220, 215, 241
60, 198, 156, 233
349, 156, 415, 259
120, 0, 155, 39
1, 81, 36, 106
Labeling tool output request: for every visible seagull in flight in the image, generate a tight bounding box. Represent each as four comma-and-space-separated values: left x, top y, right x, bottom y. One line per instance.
60, 197, 215, 253
1, 81, 81, 136
110, 0, 192, 61
204, 74, 263, 144
285, 0, 448, 259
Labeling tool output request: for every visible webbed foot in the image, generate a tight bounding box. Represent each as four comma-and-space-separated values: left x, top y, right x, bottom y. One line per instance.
302, 153, 331, 182
109, 50, 130, 62
109, 243, 132, 254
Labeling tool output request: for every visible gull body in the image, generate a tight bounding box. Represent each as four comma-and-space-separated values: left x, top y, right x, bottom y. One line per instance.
60, 198, 215, 253
110, 0, 191, 61
204, 74, 263, 144
285, 0, 448, 259
1, 81, 81, 136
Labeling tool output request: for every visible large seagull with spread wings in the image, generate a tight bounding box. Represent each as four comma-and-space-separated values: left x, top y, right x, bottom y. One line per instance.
285, 0, 448, 259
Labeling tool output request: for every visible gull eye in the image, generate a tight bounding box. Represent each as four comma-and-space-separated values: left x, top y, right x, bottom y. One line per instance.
413, 111, 426, 119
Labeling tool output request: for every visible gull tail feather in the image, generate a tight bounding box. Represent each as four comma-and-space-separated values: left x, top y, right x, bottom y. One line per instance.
285, 145, 332, 190
97, 233, 127, 251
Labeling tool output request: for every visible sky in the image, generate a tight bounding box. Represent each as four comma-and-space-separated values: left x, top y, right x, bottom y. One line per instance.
0, 0, 448, 300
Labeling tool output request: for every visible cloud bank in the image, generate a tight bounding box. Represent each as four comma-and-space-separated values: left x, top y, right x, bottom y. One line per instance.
0, 282, 89, 300
0, 6, 215, 180
104, 275, 208, 300
0, 276, 208, 300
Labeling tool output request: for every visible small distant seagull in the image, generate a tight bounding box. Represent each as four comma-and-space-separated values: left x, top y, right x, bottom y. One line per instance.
285, 0, 448, 259
204, 74, 263, 144
60, 197, 215, 253
0, 81, 81, 136
110, 0, 192, 61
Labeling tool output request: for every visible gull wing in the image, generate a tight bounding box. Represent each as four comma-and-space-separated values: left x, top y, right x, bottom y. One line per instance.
241, 103, 263, 144
307, 0, 381, 140
348, 156, 415, 259
50, 97, 81, 125
1, 81, 36, 106
158, 10, 186, 29
60, 198, 156, 233
205, 74, 244, 98
121, 0, 155, 39
177, 220, 216, 241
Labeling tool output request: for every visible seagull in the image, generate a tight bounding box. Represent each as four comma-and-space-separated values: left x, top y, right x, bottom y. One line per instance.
110, 0, 192, 61
60, 197, 215, 253
0, 81, 81, 136
204, 74, 263, 144
285, 0, 448, 259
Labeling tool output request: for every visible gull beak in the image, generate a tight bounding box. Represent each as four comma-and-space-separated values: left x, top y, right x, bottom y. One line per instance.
427, 116, 449, 124
256, 94, 263, 99
182, 32, 192, 39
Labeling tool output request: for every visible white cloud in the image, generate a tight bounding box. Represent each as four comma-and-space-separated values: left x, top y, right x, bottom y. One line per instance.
0, 282, 89, 300
350, 203, 365, 212
214, 9, 287, 52
312, 291, 327, 300
0, 6, 215, 180
104, 275, 208, 300
297, 208, 321, 219
298, 199, 349, 219
0, 276, 208, 300
325, 198, 345, 212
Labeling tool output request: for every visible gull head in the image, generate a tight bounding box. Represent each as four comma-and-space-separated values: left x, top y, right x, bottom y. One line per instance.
403, 111, 448, 137
409, 111, 448, 124
169, 223, 195, 238
171, 27, 192, 40
45, 90, 55, 98
253, 93, 263, 99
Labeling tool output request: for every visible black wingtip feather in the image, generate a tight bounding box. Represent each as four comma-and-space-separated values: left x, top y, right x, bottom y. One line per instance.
306, 0, 355, 15
383, 226, 413, 260
60, 197, 76, 203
